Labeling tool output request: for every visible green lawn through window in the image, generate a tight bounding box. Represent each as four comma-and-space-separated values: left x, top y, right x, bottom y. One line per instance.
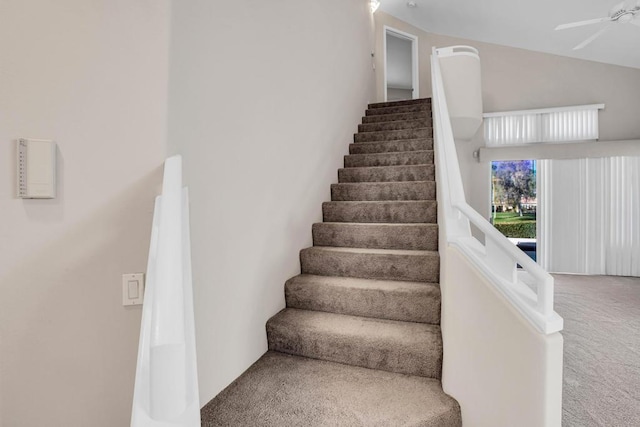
492, 212, 536, 224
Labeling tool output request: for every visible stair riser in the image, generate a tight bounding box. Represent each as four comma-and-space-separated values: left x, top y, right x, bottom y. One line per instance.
285, 278, 441, 324
368, 99, 431, 109
322, 201, 437, 223
366, 104, 431, 116
313, 223, 437, 251
300, 249, 440, 282
349, 139, 433, 154
358, 119, 430, 133
355, 128, 432, 143
331, 182, 435, 201
362, 112, 432, 124
345, 151, 433, 168
339, 165, 435, 183
267, 320, 441, 378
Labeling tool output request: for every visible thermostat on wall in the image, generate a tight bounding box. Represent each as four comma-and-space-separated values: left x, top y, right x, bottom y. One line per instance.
17, 138, 57, 199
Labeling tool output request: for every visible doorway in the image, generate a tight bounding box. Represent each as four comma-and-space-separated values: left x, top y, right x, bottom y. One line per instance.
383, 26, 418, 102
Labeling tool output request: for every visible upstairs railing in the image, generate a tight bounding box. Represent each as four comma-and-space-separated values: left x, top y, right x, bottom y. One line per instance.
131, 155, 201, 427
431, 46, 563, 334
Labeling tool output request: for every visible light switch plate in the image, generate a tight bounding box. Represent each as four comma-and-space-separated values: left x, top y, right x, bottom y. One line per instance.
122, 273, 144, 306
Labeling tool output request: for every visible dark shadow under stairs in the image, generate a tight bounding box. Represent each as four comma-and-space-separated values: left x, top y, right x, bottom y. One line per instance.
201, 98, 462, 426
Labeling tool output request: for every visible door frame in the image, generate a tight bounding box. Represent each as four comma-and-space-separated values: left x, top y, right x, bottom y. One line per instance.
382, 26, 419, 102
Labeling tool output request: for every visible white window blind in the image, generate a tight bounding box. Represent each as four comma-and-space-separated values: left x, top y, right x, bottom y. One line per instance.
484, 104, 604, 147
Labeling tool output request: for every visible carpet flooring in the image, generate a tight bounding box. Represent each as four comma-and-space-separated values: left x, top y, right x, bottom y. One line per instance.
553, 274, 640, 427
200, 351, 460, 427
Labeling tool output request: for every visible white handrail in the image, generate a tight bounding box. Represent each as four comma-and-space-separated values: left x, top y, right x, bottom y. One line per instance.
431, 47, 563, 334
131, 155, 201, 426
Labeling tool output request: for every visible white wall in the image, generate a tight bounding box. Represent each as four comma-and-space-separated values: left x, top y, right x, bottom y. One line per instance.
374, 11, 640, 218
168, 0, 375, 405
0, 1, 170, 426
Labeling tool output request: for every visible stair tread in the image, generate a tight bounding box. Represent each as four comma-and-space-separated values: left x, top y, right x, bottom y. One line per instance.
344, 150, 433, 168
354, 137, 433, 144
305, 245, 436, 257
340, 164, 433, 171
267, 308, 442, 377
300, 245, 439, 282
201, 351, 461, 427
333, 180, 434, 184
346, 149, 433, 157
270, 308, 440, 345
331, 181, 436, 202
366, 104, 432, 116
357, 126, 433, 135
322, 200, 437, 224
286, 274, 440, 323
360, 118, 429, 125
363, 110, 431, 120
369, 98, 431, 109
325, 200, 435, 205
358, 119, 431, 132
349, 139, 432, 154
354, 127, 433, 143
313, 221, 437, 250
349, 148, 433, 154
318, 221, 435, 227
287, 273, 438, 290
332, 181, 434, 187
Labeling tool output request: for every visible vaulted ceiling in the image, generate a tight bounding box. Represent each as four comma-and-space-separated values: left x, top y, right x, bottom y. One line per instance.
380, 0, 640, 69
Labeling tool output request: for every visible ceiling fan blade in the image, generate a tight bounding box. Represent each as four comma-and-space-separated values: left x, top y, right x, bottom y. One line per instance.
555, 17, 611, 30
573, 25, 612, 50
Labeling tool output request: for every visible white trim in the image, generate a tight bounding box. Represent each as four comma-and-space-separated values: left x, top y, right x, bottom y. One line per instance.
383, 26, 419, 101
484, 103, 604, 118
411, 32, 419, 99
479, 139, 640, 162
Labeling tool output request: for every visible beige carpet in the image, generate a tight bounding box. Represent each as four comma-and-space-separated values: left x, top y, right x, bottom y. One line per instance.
553, 274, 640, 427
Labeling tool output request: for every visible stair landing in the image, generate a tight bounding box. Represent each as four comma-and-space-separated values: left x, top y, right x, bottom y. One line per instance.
200, 351, 461, 427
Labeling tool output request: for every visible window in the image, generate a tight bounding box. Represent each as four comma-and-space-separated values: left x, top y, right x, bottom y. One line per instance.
491, 160, 537, 260
484, 104, 604, 146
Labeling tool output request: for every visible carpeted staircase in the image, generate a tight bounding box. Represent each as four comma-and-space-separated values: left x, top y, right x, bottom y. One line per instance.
201, 98, 462, 426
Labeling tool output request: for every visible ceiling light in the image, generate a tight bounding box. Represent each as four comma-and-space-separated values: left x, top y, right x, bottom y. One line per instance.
407, 1, 417, 7
370, 0, 380, 13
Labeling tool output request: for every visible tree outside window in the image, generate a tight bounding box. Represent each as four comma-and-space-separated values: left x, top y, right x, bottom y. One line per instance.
491, 160, 536, 239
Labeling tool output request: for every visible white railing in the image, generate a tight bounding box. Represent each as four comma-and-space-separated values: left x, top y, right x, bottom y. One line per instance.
431, 47, 563, 334
131, 155, 201, 427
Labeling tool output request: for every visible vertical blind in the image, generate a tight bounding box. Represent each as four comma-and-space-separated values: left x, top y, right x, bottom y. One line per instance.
538, 156, 640, 277
484, 104, 604, 146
